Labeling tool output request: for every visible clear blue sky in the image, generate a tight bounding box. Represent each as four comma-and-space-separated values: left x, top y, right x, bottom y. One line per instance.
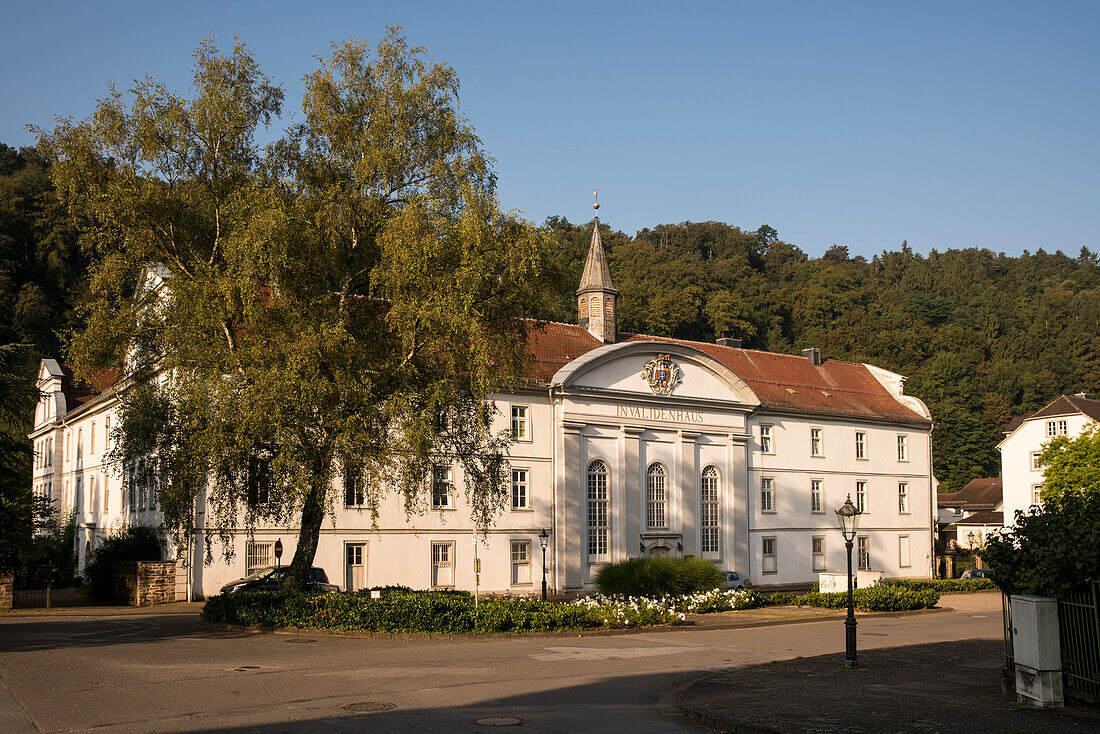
2, 1, 1097, 258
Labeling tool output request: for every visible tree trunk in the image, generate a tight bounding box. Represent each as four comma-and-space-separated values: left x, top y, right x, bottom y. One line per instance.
282, 462, 327, 591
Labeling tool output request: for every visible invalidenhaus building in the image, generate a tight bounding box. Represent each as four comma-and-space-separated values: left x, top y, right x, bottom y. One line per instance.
30, 215, 935, 598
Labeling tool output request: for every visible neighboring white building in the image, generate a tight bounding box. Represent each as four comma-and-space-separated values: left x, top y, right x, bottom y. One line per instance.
30, 218, 936, 598
937, 477, 1003, 549
999, 394, 1100, 526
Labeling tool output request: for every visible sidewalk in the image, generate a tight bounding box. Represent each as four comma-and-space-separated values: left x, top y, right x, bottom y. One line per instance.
678, 638, 1100, 733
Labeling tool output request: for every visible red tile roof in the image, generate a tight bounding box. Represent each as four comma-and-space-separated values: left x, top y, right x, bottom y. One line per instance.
937, 477, 1002, 510
1029, 394, 1100, 423
61, 365, 118, 411
523, 321, 930, 423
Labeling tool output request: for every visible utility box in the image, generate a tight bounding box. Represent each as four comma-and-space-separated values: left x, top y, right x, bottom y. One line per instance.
1011, 595, 1063, 708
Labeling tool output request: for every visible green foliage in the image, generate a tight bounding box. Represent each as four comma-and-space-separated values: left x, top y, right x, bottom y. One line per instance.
202, 589, 601, 633
83, 526, 162, 601
762, 584, 940, 611
25, 508, 76, 583
593, 556, 724, 597
1037, 424, 1100, 504
880, 578, 997, 592
983, 492, 1100, 597
35, 29, 554, 589
0, 344, 39, 572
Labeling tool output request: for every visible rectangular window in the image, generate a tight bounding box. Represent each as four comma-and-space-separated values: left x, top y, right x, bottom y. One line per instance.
855, 431, 866, 460
856, 481, 867, 513
857, 536, 870, 571
762, 537, 777, 574
102, 473, 108, 514
646, 464, 667, 529
897, 435, 908, 461
1031, 452, 1042, 471
898, 482, 909, 514
510, 540, 531, 585
899, 535, 911, 568
812, 536, 826, 572
810, 479, 823, 513
760, 425, 773, 454
587, 464, 609, 558
761, 477, 774, 512
344, 471, 365, 507
511, 469, 529, 510
246, 541, 273, 575
91, 422, 96, 454
1032, 484, 1043, 505
431, 541, 454, 587
64, 431, 69, 461
1058, 419, 1068, 435
701, 468, 720, 554
431, 465, 453, 509
1047, 420, 1057, 437
511, 405, 529, 440
104, 417, 110, 452
810, 428, 823, 457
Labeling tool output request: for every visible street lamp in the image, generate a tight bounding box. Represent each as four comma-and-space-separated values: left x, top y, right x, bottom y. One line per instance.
967, 531, 977, 551
538, 528, 550, 600
835, 494, 863, 669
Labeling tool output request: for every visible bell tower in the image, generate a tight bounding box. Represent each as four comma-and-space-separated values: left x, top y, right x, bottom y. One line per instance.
577, 191, 618, 343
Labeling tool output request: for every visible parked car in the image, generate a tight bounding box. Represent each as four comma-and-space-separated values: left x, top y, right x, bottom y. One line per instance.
722, 571, 748, 590
219, 566, 338, 594
959, 568, 993, 580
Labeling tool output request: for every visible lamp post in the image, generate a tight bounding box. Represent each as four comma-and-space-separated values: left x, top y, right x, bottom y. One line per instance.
835, 494, 863, 669
538, 528, 550, 600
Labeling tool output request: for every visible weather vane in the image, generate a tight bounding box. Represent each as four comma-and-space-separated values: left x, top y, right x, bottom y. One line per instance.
593, 188, 599, 211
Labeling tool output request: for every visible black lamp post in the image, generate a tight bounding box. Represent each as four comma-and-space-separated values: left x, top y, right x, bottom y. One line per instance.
835, 494, 863, 669
538, 528, 550, 600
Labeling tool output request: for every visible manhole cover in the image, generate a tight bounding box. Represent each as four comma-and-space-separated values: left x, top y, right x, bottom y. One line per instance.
232, 665, 261, 671
473, 717, 527, 727
342, 701, 397, 713
286, 638, 317, 643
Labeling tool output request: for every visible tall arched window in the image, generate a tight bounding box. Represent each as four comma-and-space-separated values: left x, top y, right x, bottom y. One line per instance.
604, 295, 614, 318
646, 462, 666, 529
579, 297, 587, 319
587, 460, 609, 558
701, 466, 720, 554
590, 295, 599, 319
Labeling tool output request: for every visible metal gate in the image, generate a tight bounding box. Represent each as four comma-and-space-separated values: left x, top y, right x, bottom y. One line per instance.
1058, 581, 1100, 703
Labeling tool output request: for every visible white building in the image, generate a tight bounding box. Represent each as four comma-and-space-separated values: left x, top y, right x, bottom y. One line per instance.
998, 394, 1100, 526
936, 477, 1003, 549
30, 218, 936, 598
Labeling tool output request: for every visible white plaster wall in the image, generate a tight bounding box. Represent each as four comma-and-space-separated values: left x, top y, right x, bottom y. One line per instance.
1001, 414, 1096, 528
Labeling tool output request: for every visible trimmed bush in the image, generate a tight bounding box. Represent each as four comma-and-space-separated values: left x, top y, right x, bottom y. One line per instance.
593, 556, 724, 597
769, 584, 940, 612
203, 589, 603, 633
84, 526, 162, 601
881, 578, 996, 593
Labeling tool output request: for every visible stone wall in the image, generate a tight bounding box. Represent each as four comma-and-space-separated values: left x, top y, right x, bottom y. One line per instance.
0, 573, 12, 610
114, 561, 177, 606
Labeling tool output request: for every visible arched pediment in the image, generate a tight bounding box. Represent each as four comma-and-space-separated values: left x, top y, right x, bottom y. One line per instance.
551, 342, 760, 406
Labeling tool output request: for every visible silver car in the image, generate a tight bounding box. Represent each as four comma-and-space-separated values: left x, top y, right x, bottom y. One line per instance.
722, 571, 747, 590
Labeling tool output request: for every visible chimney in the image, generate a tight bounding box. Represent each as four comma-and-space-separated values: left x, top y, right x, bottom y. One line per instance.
716, 337, 742, 348
802, 347, 822, 366
1074, 392, 1093, 400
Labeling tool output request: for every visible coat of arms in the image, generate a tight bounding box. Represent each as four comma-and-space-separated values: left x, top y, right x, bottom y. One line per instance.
642, 354, 682, 396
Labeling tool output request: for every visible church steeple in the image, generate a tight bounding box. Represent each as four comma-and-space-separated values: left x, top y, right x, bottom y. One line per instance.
577, 190, 618, 343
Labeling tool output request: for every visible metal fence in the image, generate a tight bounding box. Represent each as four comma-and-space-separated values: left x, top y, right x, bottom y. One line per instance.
13, 586, 51, 608
1003, 584, 1100, 704
1058, 581, 1100, 703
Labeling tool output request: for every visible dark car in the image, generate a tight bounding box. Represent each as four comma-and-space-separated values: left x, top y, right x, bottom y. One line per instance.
959, 568, 993, 580
219, 566, 338, 594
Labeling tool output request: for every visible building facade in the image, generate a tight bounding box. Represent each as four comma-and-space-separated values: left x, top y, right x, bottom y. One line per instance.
999, 394, 1100, 526
31, 218, 936, 597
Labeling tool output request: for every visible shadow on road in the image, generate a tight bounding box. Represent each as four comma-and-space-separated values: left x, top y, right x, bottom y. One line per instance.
0, 613, 252, 653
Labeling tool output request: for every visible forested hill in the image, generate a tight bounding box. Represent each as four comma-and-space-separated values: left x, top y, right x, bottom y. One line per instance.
544, 217, 1100, 493
2, 142, 1098, 495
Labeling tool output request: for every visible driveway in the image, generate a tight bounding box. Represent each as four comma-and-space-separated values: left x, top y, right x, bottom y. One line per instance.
0, 593, 1003, 733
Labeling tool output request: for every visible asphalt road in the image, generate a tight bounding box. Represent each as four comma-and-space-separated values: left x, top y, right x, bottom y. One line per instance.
0, 594, 1003, 733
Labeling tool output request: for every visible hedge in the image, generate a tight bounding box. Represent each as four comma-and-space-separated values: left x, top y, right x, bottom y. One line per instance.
201, 588, 679, 633
764, 584, 940, 612
881, 578, 997, 593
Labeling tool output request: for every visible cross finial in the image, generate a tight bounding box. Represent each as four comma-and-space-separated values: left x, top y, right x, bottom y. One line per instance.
593, 188, 599, 212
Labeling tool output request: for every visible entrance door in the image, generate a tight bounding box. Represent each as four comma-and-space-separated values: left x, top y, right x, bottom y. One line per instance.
345, 543, 367, 591
648, 545, 671, 558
